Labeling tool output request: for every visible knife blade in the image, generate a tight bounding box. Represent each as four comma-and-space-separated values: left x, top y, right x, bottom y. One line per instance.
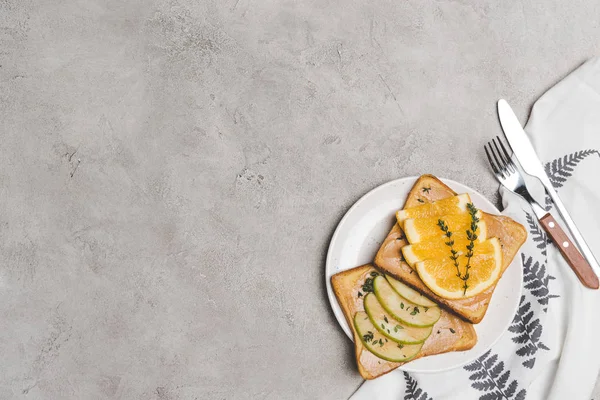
497, 100, 550, 185
497, 99, 600, 278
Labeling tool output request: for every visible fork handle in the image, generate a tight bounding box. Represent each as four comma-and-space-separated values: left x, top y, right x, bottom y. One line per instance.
539, 214, 599, 289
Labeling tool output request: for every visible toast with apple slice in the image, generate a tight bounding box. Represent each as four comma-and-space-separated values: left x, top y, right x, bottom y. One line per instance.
331, 264, 477, 380
375, 174, 526, 324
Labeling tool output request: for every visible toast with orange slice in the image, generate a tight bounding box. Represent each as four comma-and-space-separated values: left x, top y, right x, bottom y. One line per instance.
374, 174, 527, 324
331, 264, 478, 380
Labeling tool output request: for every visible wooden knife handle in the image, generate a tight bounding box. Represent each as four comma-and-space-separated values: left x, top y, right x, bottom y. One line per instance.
539, 213, 599, 289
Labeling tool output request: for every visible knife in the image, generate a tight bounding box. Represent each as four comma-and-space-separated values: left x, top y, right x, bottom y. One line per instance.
497, 99, 600, 279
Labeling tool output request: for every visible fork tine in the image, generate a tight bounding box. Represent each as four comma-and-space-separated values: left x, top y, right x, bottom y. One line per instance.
484, 144, 496, 173
488, 140, 508, 179
484, 142, 502, 178
496, 136, 517, 172
492, 137, 514, 173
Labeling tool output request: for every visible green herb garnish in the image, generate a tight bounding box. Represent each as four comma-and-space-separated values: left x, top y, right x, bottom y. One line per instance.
410, 307, 420, 316
363, 331, 374, 343
362, 277, 375, 293
357, 291, 363, 298
438, 218, 469, 294
383, 316, 388, 323
462, 203, 480, 295
422, 186, 431, 193
450, 328, 456, 334
397, 344, 404, 349
400, 302, 404, 309
417, 198, 425, 203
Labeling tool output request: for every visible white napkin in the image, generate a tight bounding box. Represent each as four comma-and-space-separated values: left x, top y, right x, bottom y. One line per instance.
351, 57, 600, 400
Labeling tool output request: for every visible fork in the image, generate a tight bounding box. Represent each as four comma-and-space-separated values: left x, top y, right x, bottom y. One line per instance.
485, 136, 599, 289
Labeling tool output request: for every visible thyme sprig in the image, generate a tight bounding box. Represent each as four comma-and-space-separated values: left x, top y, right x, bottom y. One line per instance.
462, 203, 480, 295
437, 219, 461, 277
437, 202, 480, 295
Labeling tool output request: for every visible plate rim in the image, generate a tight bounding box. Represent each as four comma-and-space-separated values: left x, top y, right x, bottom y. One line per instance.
325, 176, 523, 374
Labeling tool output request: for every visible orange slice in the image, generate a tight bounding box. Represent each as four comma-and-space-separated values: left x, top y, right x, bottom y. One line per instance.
402, 211, 486, 268
403, 235, 484, 268
414, 238, 502, 299
396, 194, 471, 226
403, 211, 486, 244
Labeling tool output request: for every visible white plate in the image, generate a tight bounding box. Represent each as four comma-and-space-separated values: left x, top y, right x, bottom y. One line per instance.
325, 176, 522, 373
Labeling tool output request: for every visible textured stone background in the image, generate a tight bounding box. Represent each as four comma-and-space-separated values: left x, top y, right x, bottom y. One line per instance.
1, 0, 600, 399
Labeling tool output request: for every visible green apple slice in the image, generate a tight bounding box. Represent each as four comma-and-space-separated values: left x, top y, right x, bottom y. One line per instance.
373, 276, 441, 327
385, 275, 437, 307
354, 312, 423, 362
364, 293, 432, 344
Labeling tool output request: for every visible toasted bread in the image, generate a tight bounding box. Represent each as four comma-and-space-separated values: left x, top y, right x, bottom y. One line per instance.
375, 174, 527, 324
331, 264, 477, 380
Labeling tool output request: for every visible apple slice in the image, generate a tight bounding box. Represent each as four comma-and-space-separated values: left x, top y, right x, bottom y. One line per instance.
385, 275, 437, 308
354, 312, 423, 362
364, 293, 432, 344
373, 276, 441, 327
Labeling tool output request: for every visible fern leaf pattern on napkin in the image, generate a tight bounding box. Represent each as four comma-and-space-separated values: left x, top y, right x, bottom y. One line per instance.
543, 149, 600, 210
508, 208, 559, 368
525, 213, 549, 256
464, 350, 526, 400
521, 254, 559, 311
403, 372, 432, 400
544, 149, 599, 189
508, 295, 550, 368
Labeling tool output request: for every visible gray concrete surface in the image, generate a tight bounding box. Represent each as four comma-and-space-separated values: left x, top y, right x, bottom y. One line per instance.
1, 0, 600, 399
